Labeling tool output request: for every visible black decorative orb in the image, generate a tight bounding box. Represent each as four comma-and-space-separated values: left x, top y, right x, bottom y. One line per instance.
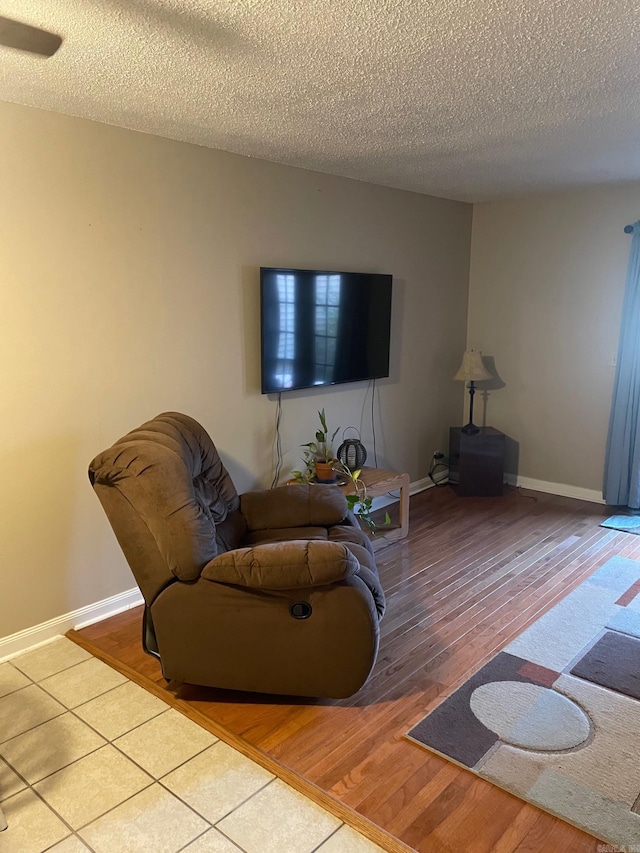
337, 428, 367, 470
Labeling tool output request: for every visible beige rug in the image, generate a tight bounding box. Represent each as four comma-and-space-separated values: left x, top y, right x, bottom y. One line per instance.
406, 556, 640, 848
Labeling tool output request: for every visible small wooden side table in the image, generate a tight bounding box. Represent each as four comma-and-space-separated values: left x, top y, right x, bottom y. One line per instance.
339, 466, 410, 548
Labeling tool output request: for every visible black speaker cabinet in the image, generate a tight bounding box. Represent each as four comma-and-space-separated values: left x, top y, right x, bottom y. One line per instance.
449, 427, 505, 497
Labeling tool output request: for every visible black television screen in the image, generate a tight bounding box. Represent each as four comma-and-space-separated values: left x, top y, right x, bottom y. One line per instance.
261, 267, 392, 394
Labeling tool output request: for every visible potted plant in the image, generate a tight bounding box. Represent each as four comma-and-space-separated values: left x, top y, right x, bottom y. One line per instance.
290, 411, 391, 535
293, 409, 340, 483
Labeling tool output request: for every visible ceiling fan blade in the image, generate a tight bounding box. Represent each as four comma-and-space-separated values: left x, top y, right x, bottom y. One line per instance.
0, 16, 62, 57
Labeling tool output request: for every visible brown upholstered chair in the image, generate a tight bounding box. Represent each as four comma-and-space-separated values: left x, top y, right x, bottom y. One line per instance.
89, 412, 385, 698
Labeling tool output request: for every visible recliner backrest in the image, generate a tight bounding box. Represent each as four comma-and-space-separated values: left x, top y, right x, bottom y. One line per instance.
89, 412, 246, 603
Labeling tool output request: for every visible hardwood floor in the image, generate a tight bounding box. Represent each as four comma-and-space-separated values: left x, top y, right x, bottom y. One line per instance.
70, 485, 636, 852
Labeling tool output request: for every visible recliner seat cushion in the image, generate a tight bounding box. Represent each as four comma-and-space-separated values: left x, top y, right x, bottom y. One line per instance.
243, 526, 329, 546
240, 484, 348, 531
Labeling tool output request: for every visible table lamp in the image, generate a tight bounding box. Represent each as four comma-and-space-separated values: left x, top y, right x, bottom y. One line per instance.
453, 350, 491, 434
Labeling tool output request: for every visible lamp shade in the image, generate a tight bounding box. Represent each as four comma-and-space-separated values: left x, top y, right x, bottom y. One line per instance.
453, 350, 491, 382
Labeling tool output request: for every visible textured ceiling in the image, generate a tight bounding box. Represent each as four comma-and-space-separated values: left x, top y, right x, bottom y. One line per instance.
1, 1, 640, 202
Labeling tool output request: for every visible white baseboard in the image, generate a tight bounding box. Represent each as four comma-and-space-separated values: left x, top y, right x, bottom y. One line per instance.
369, 475, 434, 511
409, 472, 602, 504
410, 476, 435, 495
503, 473, 604, 505
399, 472, 601, 505
0, 587, 144, 664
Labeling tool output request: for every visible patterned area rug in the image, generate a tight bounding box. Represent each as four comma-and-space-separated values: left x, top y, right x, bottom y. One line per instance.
405, 557, 640, 848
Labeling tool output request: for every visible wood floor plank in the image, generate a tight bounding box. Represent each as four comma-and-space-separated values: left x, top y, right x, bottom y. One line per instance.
69, 485, 614, 853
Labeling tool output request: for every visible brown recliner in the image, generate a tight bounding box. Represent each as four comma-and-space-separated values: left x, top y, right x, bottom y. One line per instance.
89, 412, 385, 698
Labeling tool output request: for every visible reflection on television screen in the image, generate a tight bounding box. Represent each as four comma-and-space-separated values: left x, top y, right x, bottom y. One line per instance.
260, 268, 392, 394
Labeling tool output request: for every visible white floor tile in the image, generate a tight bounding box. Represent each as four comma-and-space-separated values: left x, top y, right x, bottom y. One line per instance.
182, 828, 245, 851
74, 680, 167, 740
0, 684, 65, 744
1, 712, 105, 784
10, 638, 91, 682
0, 788, 70, 853
0, 663, 31, 699
34, 744, 152, 829
315, 824, 388, 852
114, 709, 217, 777
47, 837, 92, 852
216, 779, 341, 853
78, 783, 209, 853
161, 741, 274, 824
39, 658, 127, 709
0, 757, 27, 801
2, 644, 365, 853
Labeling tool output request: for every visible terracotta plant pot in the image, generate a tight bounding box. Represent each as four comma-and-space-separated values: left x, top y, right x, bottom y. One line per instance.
314, 461, 336, 483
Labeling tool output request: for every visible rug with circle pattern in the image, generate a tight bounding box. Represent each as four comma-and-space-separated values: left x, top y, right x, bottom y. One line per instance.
405, 556, 640, 849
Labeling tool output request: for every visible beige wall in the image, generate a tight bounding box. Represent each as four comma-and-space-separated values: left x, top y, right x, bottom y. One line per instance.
468, 184, 640, 494
0, 100, 472, 639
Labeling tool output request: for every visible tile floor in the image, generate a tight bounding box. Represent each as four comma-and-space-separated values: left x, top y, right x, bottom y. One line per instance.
0, 637, 387, 853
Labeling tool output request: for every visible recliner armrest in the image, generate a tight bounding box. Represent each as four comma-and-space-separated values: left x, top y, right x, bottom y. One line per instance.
239, 484, 348, 531
201, 540, 358, 589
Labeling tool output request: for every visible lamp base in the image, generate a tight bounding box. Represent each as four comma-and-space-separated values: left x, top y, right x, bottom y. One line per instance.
461, 423, 480, 435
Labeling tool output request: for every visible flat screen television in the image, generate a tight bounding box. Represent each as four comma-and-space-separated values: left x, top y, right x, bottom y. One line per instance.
261, 267, 392, 394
